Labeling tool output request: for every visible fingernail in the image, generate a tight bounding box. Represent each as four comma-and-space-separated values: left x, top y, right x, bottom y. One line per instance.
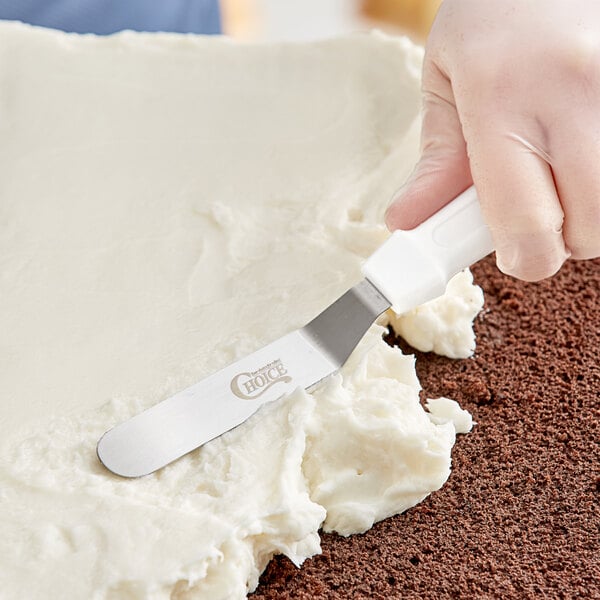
496, 235, 570, 281
496, 245, 519, 274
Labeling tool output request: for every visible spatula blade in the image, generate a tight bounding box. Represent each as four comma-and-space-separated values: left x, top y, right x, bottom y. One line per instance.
97, 279, 390, 477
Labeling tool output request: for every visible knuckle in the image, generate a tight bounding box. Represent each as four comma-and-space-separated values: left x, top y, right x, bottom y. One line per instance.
562, 33, 600, 82
461, 51, 511, 93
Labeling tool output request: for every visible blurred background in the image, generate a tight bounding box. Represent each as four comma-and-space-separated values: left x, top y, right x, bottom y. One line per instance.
0, 0, 440, 42
222, 0, 441, 42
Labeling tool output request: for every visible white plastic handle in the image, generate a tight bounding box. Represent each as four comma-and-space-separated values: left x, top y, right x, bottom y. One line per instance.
363, 186, 494, 314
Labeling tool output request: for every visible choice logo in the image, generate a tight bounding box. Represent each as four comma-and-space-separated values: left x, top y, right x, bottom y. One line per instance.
230, 359, 292, 400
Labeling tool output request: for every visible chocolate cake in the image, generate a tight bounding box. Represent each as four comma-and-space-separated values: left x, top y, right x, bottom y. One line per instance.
253, 255, 600, 599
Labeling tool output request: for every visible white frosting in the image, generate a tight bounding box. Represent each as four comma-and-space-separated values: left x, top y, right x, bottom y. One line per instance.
303, 326, 461, 537
427, 397, 475, 434
387, 269, 484, 359
0, 22, 481, 599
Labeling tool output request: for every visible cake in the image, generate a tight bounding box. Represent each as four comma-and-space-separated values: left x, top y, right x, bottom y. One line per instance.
1, 21, 598, 600
253, 256, 600, 598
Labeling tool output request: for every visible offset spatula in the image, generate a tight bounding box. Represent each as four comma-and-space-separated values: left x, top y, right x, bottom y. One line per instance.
97, 186, 493, 477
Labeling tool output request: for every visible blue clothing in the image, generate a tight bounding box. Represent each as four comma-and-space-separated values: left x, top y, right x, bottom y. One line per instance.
0, 0, 221, 35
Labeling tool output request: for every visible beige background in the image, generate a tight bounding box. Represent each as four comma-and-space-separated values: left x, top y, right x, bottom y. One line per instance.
221, 0, 441, 41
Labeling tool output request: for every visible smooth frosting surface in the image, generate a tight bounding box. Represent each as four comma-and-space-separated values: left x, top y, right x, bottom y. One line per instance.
0, 22, 482, 599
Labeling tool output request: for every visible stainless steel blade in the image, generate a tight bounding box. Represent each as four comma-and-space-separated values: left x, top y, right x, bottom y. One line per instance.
97, 278, 390, 477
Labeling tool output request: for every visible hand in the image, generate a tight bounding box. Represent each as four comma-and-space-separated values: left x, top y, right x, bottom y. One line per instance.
385, 0, 600, 281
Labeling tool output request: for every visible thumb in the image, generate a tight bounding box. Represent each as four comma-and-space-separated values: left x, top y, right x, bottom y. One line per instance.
386, 64, 472, 231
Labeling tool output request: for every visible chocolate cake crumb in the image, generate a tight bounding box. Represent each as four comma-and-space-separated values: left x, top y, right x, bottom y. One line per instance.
252, 256, 600, 599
